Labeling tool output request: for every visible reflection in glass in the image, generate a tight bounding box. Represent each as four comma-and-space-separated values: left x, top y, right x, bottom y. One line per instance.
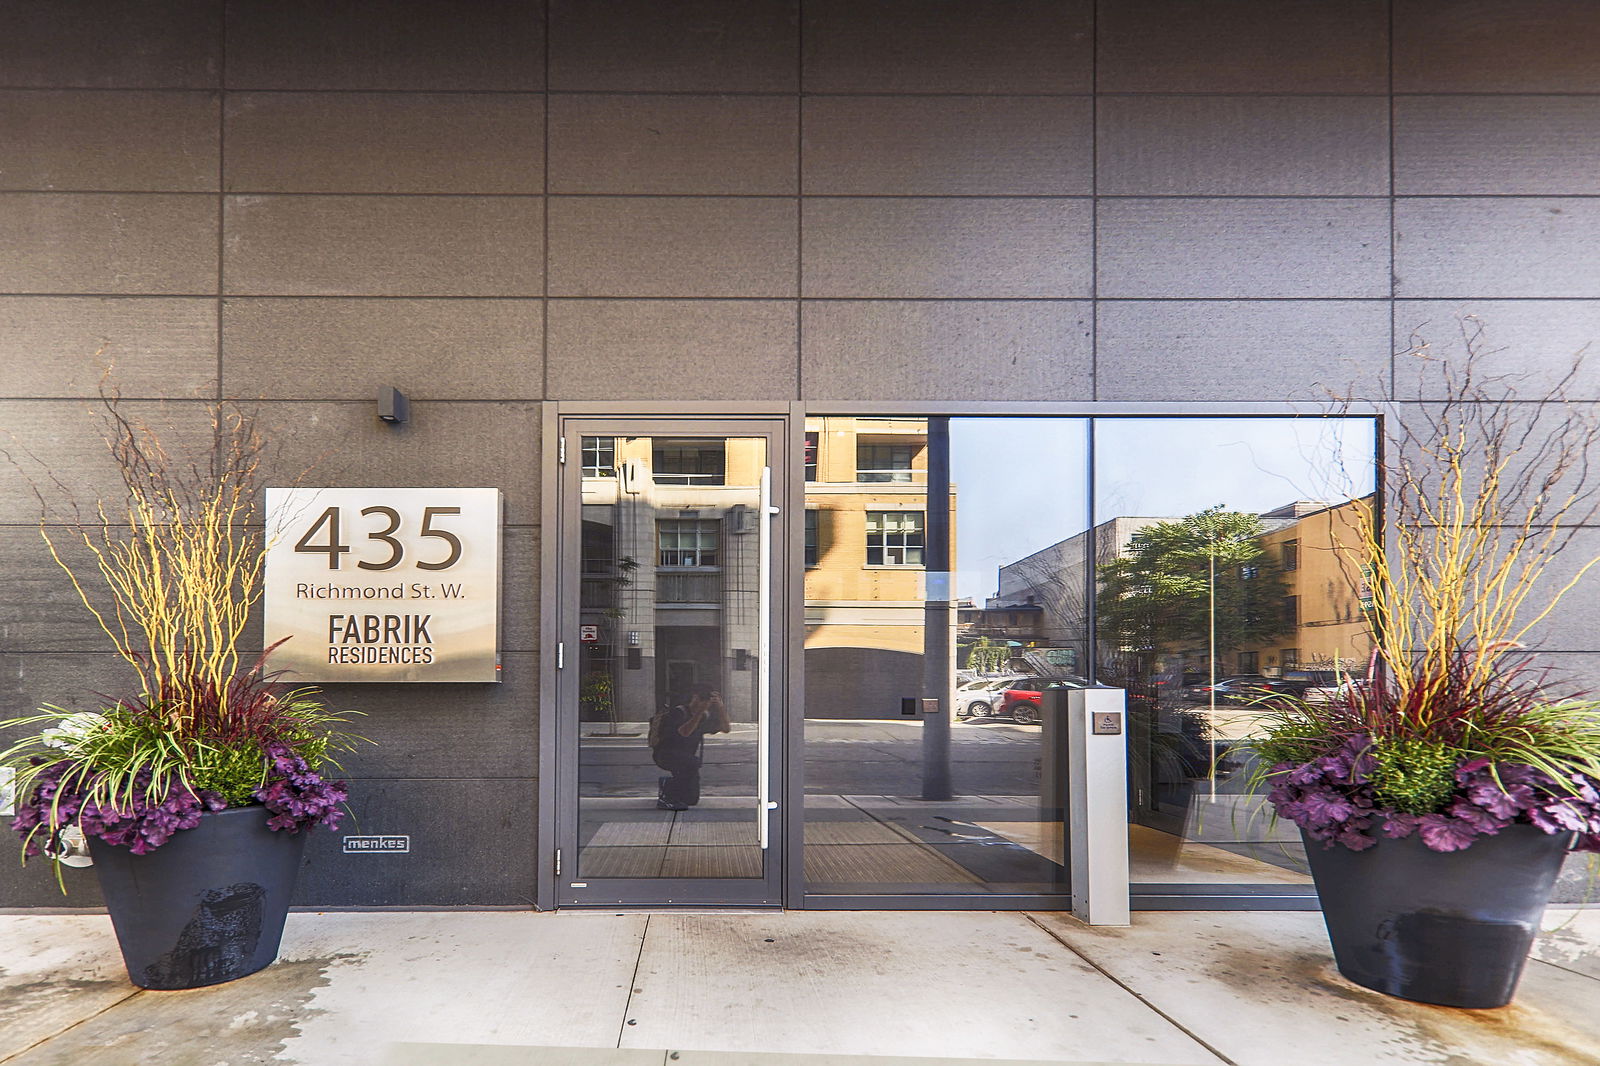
1092, 418, 1376, 887
801, 415, 1376, 899
803, 418, 1083, 896
576, 436, 765, 880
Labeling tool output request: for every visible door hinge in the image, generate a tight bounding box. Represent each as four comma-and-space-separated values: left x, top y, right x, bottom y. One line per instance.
558, 437, 566, 464
557, 641, 565, 669
555, 849, 562, 877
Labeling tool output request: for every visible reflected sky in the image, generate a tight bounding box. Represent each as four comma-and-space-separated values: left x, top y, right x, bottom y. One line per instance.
949, 417, 1377, 601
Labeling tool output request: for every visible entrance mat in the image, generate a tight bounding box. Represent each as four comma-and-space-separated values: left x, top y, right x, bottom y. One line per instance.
383, 1046, 1199, 1066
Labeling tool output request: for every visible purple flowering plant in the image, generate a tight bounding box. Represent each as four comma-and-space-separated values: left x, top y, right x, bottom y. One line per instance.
1251, 649, 1600, 855
2, 652, 362, 883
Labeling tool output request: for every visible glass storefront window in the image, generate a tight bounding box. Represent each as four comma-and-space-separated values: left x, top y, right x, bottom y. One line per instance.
800, 414, 1376, 901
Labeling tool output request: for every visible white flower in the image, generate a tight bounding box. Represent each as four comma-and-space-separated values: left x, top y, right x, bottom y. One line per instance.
41, 712, 109, 751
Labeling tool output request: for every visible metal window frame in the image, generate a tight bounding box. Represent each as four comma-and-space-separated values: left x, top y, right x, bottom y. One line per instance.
538, 400, 1381, 914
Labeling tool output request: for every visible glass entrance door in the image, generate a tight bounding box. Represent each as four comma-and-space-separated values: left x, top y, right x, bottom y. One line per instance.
555, 419, 786, 906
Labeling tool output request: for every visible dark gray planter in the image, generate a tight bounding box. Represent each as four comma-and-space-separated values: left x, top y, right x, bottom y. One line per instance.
87, 806, 307, 990
1303, 823, 1571, 1009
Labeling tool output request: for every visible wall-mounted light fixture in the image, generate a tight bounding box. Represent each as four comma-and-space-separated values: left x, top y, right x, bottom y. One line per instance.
378, 386, 410, 425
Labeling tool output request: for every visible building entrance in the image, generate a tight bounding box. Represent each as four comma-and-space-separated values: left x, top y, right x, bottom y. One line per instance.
553, 419, 787, 906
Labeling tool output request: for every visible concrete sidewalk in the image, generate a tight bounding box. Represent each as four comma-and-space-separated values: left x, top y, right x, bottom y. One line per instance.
3, 909, 1600, 1065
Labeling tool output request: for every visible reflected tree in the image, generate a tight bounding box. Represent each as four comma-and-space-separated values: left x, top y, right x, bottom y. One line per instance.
1096, 508, 1293, 666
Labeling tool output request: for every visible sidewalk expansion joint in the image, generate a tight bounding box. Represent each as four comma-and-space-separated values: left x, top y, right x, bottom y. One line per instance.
1022, 912, 1237, 1066
615, 912, 653, 1049
0, 986, 145, 1065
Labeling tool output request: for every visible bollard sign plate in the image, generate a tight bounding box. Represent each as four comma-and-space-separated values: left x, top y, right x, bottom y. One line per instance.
265, 488, 502, 682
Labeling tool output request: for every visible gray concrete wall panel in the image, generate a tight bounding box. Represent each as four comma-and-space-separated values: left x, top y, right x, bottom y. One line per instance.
800, 300, 1092, 401
0, 0, 220, 89
549, 95, 797, 196
221, 298, 543, 400
0, 296, 216, 397
292, 772, 537, 906
802, 0, 1091, 94
0, 401, 215, 524
1096, 300, 1392, 402
548, 197, 797, 297
546, 300, 798, 399
0, 193, 217, 294
1395, 96, 1600, 196
257, 401, 542, 525
224, 93, 545, 195
1097, 0, 1387, 93
803, 96, 1092, 196
223, 195, 544, 297
0, 91, 219, 191
549, 0, 798, 92
1395, 199, 1600, 298
1394, 0, 1600, 93
224, 0, 544, 91
1097, 199, 1391, 299
1393, 301, 1600, 401
1097, 96, 1389, 197
803, 198, 1091, 298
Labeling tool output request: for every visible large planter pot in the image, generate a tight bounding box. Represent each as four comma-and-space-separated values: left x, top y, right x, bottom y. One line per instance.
86, 806, 307, 990
1303, 823, 1571, 1008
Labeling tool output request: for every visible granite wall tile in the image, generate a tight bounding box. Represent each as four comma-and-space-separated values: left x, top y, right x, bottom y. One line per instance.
223, 195, 543, 297
0, 297, 215, 397
315, 652, 538, 780
803, 198, 1091, 299
548, 94, 796, 195
549, 0, 797, 92
802, 0, 1091, 93
1394, 0, 1600, 93
1097, 96, 1389, 196
1393, 301, 1600, 401
225, 0, 543, 90
222, 298, 542, 400
1096, 300, 1391, 401
1395, 199, 1600, 298
803, 96, 1091, 196
546, 300, 797, 399
1395, 96, 1600, 196
257, 401, 541, 525
801, 300, 1092, 400
0, 193, 217, 295
548, 197, 796, 297
1098, 199, 1390, 299
0, 91, 218, 191
1098, 0, 1387, 93
0, 0, 220, 88
225, 93, 544, 194
0, 400, 215, 525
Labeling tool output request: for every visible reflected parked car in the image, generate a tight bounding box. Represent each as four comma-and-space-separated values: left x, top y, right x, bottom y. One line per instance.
956, 675, 1025, 719
996, 676, 1089, 724
1181, 675, 1273, 704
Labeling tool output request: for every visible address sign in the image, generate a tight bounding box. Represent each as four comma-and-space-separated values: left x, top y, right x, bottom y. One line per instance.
264, 488, 502, 682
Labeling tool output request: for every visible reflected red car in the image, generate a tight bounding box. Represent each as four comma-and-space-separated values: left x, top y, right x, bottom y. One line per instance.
996, 677, 1088, 724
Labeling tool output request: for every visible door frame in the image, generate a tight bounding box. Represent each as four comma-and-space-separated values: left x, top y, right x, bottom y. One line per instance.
540, 407, 795, 908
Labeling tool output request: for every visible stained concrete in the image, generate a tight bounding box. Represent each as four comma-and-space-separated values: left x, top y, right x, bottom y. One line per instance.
3, 909, 1599, 1065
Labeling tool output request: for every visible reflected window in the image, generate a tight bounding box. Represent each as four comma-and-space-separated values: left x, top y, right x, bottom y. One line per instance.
865, 511, 924, 566
857, 443, 916, 483
654, 440, 725, 485
658, 519, 719, 567
804, 509, 819, 567
804, 432, 819, 482
581, 437, 616, 478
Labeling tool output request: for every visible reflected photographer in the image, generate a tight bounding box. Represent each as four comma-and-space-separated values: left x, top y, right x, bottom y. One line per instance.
649, 685, 731, 811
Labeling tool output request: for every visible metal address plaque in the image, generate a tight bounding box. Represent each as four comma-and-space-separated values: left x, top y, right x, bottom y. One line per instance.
264, 488, 502, 682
